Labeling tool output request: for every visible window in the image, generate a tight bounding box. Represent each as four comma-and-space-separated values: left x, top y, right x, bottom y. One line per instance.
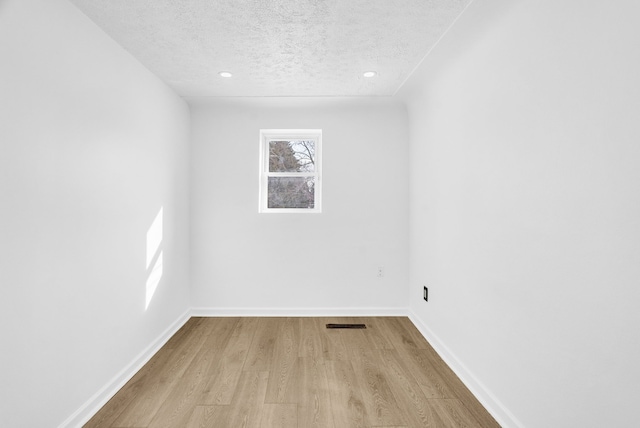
259, 129, 322, 213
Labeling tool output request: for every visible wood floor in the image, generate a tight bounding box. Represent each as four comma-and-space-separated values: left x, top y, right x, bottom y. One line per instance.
85, 317, 500, 428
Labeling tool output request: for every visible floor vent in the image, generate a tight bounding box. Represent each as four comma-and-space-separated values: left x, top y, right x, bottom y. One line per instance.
325, 323, 366, 329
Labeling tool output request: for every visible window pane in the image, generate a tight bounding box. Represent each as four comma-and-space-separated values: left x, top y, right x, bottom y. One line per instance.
268, 176, 315, 209
269, 140, 315, 173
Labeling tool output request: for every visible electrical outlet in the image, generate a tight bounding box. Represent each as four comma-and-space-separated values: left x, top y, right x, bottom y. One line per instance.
423, 286, 428, 302
377, 266, 384, 278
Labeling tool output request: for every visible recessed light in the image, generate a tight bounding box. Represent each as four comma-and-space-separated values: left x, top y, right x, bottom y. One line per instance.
363, 71, 377, 78
219, 71, 233, 78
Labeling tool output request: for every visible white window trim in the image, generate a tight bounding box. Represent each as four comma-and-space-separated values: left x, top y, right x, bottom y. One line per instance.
259, 129, 322, 213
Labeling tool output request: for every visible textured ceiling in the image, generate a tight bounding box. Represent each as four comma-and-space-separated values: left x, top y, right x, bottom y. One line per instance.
69, 0, 471, 97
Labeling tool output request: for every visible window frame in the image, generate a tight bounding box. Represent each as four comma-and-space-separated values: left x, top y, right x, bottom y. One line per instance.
259, 129, 322, 214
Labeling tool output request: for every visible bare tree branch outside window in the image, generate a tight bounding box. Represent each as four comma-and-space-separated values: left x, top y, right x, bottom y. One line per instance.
267, 140, 316, 209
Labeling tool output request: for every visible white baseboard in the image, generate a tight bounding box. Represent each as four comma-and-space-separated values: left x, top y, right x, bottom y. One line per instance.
61, 307, 520, 428
190, 306, 408, 317
407, 310, 524, 428
58, 309, 191, 428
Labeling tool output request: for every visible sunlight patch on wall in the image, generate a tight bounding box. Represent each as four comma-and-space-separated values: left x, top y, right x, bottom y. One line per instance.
145, 207, 163, 310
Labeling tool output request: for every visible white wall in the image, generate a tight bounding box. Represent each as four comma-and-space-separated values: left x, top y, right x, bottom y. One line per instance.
189, 98, 409, 313
400, 0, 640, 426
0, 0, 190, 426
7, 0, 639, 426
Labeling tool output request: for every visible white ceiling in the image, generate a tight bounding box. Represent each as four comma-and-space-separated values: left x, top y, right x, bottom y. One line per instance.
69, 0, 471, 97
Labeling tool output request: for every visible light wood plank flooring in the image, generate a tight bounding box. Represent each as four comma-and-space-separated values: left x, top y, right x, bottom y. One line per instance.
85, 317, 500, 428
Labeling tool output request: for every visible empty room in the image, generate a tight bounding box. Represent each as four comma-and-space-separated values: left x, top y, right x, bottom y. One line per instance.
1, 0, 639, 427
